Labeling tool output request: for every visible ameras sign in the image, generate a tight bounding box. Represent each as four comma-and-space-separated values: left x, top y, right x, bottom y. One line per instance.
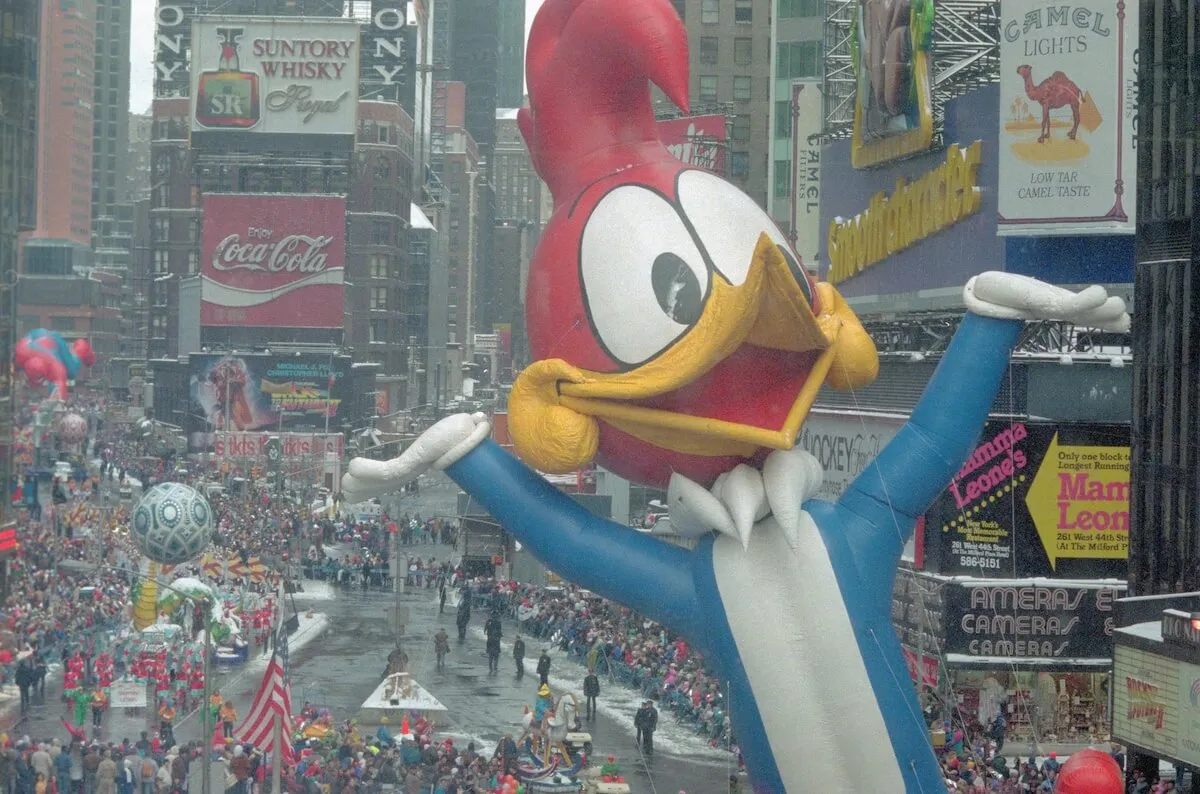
200, 194, 345, 328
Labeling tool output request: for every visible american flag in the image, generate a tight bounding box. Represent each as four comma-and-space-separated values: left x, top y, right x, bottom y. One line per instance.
234, 625, 294, 764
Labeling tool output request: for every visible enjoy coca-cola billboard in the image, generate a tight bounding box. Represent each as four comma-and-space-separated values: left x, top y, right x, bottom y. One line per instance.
201, 194, 346, 327
657, 115, 727, 175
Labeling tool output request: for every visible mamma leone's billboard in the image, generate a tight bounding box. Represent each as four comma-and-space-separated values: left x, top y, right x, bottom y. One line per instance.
658, 115, 727, 175
200, 194, 345, 328
997, 0, 1139, 234
190, 17, 361, 140
186, 354, 349, 452
925, 421, 1130, 579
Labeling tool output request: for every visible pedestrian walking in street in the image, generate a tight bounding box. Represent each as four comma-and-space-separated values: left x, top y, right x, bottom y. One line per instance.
536, 650, 551, 686
583, 671, 600, 720
634, 700, 657, 755
219, 702, 237, 740
434, 628, 450, 671
512, 634, 526, 678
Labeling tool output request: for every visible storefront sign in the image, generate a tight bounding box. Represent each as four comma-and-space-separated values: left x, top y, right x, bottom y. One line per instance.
1163, 610, 1200, 650
109, 680, 148, 708
1112, 645, 1187, 764
850, 0, 935, 168
796, 413, 903, 501
902, 646, 940, 688
1024, 432, 1129, 569
827, 141, 982, 285
997, 0, 1139, 235
943, 581, 1121, 659
926, 422, 1129, 578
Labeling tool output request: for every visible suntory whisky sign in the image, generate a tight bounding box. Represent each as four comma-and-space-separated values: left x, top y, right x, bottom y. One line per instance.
190, 17, 362, 137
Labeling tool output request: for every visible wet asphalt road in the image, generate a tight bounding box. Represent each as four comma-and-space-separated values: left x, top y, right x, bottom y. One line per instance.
7, 475, 740, 794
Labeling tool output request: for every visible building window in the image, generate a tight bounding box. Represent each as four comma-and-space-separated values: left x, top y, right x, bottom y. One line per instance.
372, 187, 392, 213
378, 124, 389, 144
188, 218, 201, 242
372, 220, 391, 245
188, 251, 199, 275
152, 217, 169, 241
153, 250, 168, 273
51, 316, 75, 332
732, 115, 751, 141
369, 254, 389, 279
774, 159, 791, 198
701, 0, 719, 23
733, 76, 752, 101
734, 0, 752, 22
780, 0, 821, 18
731, 151, 750, 177
370, 319, 389, 343
777, 41, 821, 79
670, 0, 686, 20
775, 99, 793, 138
699, 75, 719, 102
370, 287, 388, 310
734, 37, 752, 66
700, 37, 719, 64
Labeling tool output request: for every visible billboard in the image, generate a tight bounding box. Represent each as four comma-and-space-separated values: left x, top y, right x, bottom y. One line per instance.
200, 194, 345, 328
190, 17, 361, 138
795, 412, 903, 501
925, 421, 1130, 579
942, 581, 1122, 661
359, 4, 417, 115
790, 81, 823, 270
186, 354, 349, 451
850, 0, 935, 167
153, 3, 192, 98
210, 432, 344, 460
658, 115, 727, 175
1112, 645, 1200, 766
997, 0, 1139, 235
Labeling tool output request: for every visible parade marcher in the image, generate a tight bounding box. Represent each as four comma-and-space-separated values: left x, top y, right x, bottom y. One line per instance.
512, 634, 526, 679
536, 649, 551, 686
219, 702, 237, 740
583, 670, 600, 720
91, 689, 108, 729
455, 595, 471, 641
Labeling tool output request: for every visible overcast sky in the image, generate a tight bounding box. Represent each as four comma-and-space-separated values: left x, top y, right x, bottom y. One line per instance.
128, 0, 543, 112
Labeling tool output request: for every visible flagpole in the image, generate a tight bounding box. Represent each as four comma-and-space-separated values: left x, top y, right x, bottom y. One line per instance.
271, 715, 283, 794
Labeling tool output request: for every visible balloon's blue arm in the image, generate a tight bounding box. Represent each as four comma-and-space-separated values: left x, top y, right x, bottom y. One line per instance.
835, 313, 1024, 577
443, 447, 704, 641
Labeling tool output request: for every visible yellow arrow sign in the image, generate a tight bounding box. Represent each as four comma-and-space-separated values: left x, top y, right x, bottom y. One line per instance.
1024, 433, 1130, 570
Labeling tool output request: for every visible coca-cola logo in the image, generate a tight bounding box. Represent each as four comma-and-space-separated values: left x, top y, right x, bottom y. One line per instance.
211, 225, 336, 274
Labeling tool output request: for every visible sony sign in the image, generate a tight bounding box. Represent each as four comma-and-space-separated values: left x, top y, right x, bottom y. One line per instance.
154, 3, 190, 97
359, 3, 417, 113
1162, 609, 1200, 650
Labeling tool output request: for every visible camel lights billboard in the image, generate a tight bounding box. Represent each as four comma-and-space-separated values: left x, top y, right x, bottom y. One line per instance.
997, 0, 1139, 235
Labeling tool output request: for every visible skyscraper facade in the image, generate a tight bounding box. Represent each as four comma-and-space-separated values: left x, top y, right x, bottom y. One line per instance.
91, 0, 132, 244
22, 0, 95, 274
668, 0, 773, 209
495, 0, 524, 108
0, 0, 41, 579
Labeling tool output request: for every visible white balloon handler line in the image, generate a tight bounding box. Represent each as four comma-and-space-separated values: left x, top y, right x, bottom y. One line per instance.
358, 672, 449, 727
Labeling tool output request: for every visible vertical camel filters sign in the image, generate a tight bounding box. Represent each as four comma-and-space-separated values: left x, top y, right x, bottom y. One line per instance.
997, 0, 1139, 235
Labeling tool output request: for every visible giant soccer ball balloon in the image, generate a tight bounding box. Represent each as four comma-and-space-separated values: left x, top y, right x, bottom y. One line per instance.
132, 483, 214, 565
57, 413, 88, 444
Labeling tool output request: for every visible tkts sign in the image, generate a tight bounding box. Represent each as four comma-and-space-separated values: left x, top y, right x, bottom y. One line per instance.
200, 194, 346, 328
214, 432, 344, 460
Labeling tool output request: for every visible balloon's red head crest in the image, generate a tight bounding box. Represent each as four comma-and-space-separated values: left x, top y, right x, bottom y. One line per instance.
518, 0, 689, 204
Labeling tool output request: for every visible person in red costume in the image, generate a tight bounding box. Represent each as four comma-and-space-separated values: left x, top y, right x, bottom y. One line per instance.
1054, 749, 1124, 794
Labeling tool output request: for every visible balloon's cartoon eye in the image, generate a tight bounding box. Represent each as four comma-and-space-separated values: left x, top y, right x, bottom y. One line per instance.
580, 186, 711, 368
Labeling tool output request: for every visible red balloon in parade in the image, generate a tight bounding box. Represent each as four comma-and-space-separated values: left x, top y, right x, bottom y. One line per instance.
1053, 749, 1124, 794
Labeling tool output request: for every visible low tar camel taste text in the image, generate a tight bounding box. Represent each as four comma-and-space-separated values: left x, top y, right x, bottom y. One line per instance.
827, 141, 983, 285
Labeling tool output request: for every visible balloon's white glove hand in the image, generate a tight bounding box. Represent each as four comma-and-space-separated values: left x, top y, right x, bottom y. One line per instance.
964, 272, 1130, 332
340, 412, 490, 503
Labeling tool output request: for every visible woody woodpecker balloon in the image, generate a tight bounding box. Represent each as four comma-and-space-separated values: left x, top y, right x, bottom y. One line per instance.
342, 0, 1131, 789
